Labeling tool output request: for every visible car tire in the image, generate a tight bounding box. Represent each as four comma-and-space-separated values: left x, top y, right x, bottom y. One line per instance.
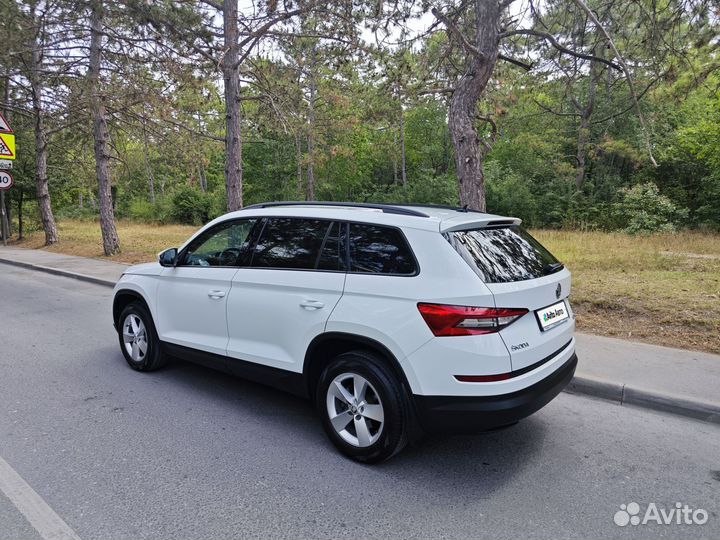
117, 302, 167, 372
316, 350, 408, 463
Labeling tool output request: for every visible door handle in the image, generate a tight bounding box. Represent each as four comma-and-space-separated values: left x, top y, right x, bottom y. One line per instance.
208, 290, 227, 299
300, 299, 325, 310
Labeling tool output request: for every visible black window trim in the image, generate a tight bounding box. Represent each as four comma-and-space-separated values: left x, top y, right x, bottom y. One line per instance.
314, 220, 342, 271
175, 215, 420, 277
175, 217, 262, 269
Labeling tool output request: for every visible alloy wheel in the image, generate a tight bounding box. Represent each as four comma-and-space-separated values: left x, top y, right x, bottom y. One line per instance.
326, 372, 385, 447
122, 313, 148, 362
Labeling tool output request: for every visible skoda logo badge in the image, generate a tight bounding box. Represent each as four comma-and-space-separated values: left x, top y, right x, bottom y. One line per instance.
556, 284, 562, 299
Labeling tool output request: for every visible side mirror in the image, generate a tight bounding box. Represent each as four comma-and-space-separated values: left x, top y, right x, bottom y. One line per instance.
159, 248, 178, 267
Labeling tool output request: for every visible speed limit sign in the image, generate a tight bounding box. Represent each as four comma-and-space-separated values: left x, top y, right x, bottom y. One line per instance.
0, 170, 12, 190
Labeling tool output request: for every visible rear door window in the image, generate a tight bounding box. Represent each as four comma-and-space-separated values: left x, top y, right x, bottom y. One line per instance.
348, 223, 417, 275
251, 217, 332, 270
444, 226, 563, 283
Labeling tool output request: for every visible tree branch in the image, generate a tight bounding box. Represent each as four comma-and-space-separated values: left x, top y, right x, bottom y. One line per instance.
568, 0, 658, 166
431, 7, 485, 60
500, 29, 621, 71
198, 0, 223, 11
477, 115, 498, 156
417, 86, 455, 95
498, 53, 532, 70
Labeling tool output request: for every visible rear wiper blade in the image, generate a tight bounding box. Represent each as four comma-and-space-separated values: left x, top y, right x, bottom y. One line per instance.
544, 262, 564, 274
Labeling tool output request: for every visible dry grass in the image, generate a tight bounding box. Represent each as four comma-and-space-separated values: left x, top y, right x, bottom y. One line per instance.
13, 220, 196, 264
12, 221, 720, 354
533, 230, 720, 354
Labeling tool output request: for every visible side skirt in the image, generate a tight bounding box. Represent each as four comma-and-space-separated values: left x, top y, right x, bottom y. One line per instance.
160, 341, 308, 398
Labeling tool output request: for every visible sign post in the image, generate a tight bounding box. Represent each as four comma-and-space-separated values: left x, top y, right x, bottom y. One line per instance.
0, 190, 5, 246
0, 111, 14, 246
0, 172, 10, 246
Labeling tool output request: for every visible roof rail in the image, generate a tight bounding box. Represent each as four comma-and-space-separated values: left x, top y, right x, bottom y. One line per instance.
242, 201, 429, 217
391, 203, 487, 214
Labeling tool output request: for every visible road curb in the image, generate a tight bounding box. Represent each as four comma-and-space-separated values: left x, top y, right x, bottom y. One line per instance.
566, 375, 624, 402
0, 257, 117, 288
622, 386, 720, 424
2, 256, 719, 426
565, 375, 720, 425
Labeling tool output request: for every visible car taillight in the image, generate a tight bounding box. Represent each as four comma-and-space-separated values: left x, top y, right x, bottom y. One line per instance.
417, 303, 528, 336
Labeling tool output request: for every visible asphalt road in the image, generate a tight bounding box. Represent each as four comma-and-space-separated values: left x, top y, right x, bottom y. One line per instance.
0, 265, 718, 540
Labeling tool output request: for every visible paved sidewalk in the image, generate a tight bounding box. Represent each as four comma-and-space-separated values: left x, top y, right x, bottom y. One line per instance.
570, 334, 720, 423
2, 245, 719, 424
0, 245, 127, 286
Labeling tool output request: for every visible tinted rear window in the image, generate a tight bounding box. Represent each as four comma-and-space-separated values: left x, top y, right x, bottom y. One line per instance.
349, 223, 417, 275
252, 218, 331, 270
444, 226, 562, 283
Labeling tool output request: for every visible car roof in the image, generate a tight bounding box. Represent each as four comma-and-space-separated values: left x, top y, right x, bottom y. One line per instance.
211, 202, 521, 233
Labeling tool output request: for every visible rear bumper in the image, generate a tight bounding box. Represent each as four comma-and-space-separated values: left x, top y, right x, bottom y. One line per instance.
412, 353, 577, 433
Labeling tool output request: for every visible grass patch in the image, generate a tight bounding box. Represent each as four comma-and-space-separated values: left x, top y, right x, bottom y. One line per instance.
12, 220, 196, 264
11, 222, 720, 354
533, 230, 720, 354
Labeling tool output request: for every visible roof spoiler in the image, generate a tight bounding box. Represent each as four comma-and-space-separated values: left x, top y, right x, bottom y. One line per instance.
441, 217, 522, 233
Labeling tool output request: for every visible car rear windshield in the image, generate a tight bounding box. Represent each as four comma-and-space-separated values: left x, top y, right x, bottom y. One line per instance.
444, 226, 563, 283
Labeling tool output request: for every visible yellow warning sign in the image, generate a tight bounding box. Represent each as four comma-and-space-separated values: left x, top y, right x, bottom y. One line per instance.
0, 133, 15, 160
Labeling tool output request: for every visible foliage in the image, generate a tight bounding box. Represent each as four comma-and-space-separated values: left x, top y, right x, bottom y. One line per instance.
170, 186, 214, 226
1, 0, 718, 238
614, 183, 689, 234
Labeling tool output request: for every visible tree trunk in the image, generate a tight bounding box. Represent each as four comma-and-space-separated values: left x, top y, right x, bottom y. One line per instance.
574, 60, 597, 189
444, 0, 500, 211
392, 128, 398, 185
222, 0, 243, 211
575, 114, 590, 188
399, 106, 407, 188
17, 188, 23, 240
3, 191, 11, 236
28, 12, 58, 245
89, 0, 120, 256
142, 119, 156, 202
295, 131, 303, 198
306, 48, 317, 201
198, 162, 207, 193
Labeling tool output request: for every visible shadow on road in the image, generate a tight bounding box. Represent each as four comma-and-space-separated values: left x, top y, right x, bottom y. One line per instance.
128, 353, 543, 499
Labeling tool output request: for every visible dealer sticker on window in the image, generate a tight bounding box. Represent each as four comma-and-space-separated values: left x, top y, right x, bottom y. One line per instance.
535, 300, 569, 331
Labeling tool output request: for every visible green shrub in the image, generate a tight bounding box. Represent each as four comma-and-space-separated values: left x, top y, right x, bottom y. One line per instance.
485, 162, 539, 225
614, 182, 689, 234
361, 171, 458, 206
127, 197, 174, 224
55, 205, 99, 221
127, 199, 156, 222
171, 185, 213, 225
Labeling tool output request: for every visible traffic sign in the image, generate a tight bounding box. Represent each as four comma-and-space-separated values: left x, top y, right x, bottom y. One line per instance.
0, 170, 13, 190
0, 160, 11, 170
0, 112, 12, 133
0, 133, 15, 159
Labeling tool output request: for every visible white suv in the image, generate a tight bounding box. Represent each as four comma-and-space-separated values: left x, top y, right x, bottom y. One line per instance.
112, 202, 577, 462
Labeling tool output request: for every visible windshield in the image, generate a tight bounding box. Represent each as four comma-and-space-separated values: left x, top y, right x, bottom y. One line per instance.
444, 226, 563, 283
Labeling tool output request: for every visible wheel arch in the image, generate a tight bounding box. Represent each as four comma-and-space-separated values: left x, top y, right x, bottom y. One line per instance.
113, 288, 152, 329
303, 332, 413, 400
